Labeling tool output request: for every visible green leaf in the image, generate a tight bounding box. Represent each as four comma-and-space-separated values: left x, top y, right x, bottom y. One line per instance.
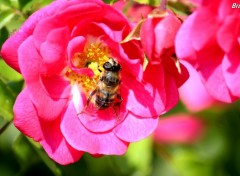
0, 79, 16, 121
0, 121, 19, 148
0, 27, 9, 48
195, 127, 228, 164
0, 0, 26, 31
0, 121, 20, 175
13, 135, 39, 166
13, 135, 62, 176
0, 59, 23, 121
83, 154, 123, 176
21, 0, 53, 15
34, 145, 62, 176
134, 0, 160, 6
18, 0, 32, 10
103, 0, 118, 4
167, 1, 193, 16
125, 136, 153, 176
173, 150, 214, 176
0, 0, 12, 8
0, 59, 22, 82
5, 15, 25, 33
0, 58, 23, 94
0, 10, 15, 29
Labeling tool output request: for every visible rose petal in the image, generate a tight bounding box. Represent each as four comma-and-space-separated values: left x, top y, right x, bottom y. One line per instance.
127, 3, 154, 22
197, 45, 237, 102
179, 61, 216, 112
218, 0, 238, 21
154, 13, 181, 57
153, 114, 204, 144
114, 112, 159, 142
40, 27, 69, 75
41, 75, 71, 99
14, 88, 83, 165
163, 73, 179, 113
67, 36, 86, 59
71, 18, 97, 37
121, 63, 166, 118
40, 117, 83, 165
72, 84, 85, 114
90, 22, 124, 42
222, 45, 240, 97
18, 36, 68, 120
52, 1, 104, 39
33, 17, 65, 49
198, 0, 219, 14
57, 1, 103, 25
101, 4, 131, 32
175, 13, 197, 64
200, 64, 234, 102
140, 18, 155, 60
0, 1, 63, 72
14, 88, 42, 141
177, 62, 190, 87
103, 37, 143, 80
162, 57, 189, 88
71, 85, 127, 135
112, 0, 125, 11
40, 138, 83, 165
191, 8, 219, 50
66, 36, 96, 78
78, 92, 128, 133
61, 102, 129, 155
191, 0, 203, 5
217, 15, 240, 53
79, 105, 127, 133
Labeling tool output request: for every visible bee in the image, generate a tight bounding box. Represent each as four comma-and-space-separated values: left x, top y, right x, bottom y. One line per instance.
83, 58, 122, 118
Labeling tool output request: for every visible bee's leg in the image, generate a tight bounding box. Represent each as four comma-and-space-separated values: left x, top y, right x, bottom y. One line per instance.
113, 94, 122, 121
77, 89, 97, 116
87, 89, 97, 106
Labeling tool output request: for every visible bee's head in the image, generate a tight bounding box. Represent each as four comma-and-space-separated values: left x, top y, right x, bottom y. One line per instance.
103, 58, 121, 72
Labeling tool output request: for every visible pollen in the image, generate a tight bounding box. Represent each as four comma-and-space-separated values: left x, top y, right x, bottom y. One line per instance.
66, 42, 110, 94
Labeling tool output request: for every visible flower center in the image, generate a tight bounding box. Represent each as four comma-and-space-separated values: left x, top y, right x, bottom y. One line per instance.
66, 42, 110, 95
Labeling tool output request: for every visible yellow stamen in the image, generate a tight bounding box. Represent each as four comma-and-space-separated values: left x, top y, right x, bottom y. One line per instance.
65, 42, 110, 95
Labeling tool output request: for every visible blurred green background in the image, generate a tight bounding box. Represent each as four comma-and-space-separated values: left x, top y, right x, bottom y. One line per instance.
1, 0, 240, 176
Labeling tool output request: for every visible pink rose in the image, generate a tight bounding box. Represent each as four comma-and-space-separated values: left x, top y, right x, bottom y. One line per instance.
175, 0, 240, 102
179, 61, 217, 112
140, 10, 189, 112
153, 114, 204, 144
113, 0, 155, 22
0, 0, 172, 165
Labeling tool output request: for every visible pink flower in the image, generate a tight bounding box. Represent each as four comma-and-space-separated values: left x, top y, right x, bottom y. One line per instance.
113, 0, 155, 22
153, 114, 204, 144
0, 0, 174, 165
179, 61, 217, 112
140, 10, 189, 112
175, 0, 240, 102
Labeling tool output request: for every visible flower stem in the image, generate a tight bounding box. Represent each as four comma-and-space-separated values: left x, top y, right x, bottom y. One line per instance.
0, 121, 12, 135
159, 0, 167, 11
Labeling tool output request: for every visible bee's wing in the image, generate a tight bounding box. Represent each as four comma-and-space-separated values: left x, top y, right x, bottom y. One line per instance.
81, 88, 100, 115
